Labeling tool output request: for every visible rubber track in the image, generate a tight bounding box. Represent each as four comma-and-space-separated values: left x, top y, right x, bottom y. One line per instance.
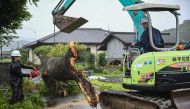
100, 90, 176, 109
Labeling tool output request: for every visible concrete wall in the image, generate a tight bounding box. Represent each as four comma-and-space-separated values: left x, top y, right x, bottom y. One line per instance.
0, 62, 10, 84
107, 38, 125, 62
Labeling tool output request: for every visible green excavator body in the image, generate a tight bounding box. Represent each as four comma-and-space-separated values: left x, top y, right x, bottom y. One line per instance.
123, 50, 190, 92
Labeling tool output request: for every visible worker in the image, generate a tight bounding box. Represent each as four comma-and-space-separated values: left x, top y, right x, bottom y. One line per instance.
9, 50, 39, 104
132, 18, 164, 53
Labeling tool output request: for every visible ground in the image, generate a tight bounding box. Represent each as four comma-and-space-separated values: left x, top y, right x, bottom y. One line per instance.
44, 71, 124, 109
44, 94, 101, 109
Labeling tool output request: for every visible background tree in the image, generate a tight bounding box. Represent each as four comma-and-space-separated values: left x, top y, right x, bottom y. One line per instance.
19, 48, 30, 64
86, 53, 95, 69
0, 0, 39, 35
33, 43, 88, 57
0, 0, 39, 59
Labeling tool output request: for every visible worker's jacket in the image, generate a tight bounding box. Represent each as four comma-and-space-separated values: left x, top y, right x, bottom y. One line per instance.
136, 27, 164, 53
9, 61, 33, 86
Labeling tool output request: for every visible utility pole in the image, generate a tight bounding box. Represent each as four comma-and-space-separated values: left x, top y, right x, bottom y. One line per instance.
0, 39, 2, 60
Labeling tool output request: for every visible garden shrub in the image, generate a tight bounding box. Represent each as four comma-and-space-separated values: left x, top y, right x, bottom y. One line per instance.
98, 53, 107, 67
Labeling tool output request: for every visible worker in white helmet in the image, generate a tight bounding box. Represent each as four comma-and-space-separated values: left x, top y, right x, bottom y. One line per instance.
9, 50, 39, 104
132, 18, 164, 53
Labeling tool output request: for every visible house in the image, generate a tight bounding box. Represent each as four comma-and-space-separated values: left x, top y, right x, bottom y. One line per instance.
24, 28, 109, 64
1, 40, 31, 59
24, 28, 186, 64
99, 32, 187, 63
1, 51, 12, 58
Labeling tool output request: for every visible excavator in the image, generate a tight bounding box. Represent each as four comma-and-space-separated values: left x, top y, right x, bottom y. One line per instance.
51, 0, 190, 109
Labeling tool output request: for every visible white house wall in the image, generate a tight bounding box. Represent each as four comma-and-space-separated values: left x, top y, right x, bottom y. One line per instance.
29, 48, 33, 62
33, 53, 41, 65
90, 45, 97, 54
107, 38, 125, 62
29, 48, 41, 65
90, 45, 102, 55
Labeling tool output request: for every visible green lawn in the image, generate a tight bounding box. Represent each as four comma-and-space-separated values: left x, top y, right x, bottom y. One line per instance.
90, 80, 125, 91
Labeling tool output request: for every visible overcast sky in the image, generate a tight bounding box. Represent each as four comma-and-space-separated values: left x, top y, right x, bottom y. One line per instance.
16, 0, 190, 41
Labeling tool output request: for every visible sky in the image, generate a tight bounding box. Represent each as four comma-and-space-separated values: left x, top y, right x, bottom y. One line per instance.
16, 0, 190, 41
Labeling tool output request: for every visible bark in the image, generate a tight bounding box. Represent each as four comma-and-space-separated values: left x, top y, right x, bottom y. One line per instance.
40, 41, 99, 107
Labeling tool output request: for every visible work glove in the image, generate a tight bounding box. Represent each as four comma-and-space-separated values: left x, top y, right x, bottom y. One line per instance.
29, 68, 40, 79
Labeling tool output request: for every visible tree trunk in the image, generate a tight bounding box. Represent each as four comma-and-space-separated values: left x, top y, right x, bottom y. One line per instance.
40, 42, 99, 107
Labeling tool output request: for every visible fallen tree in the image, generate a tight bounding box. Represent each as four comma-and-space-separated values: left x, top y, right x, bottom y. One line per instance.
39, 42, 99, 107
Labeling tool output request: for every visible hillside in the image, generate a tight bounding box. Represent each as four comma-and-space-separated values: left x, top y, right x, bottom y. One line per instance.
2, 40, 31, 52
163, 20, 190, 42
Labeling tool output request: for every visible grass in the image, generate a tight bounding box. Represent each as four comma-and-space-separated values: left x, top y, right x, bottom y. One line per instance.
90, 80, 125, 91
0, 79, 45, 109
90, 68, 125, 91
0, 59, 11, 63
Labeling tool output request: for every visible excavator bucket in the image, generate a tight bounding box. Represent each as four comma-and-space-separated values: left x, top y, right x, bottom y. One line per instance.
170, 88, 190, 109
53, 15, 88, 33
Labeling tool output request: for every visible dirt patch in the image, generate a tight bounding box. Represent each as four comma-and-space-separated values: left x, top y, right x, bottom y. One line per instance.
44, 94, 101, 109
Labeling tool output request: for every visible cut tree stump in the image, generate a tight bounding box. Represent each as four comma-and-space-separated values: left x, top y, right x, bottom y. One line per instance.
40, 41, 99, 107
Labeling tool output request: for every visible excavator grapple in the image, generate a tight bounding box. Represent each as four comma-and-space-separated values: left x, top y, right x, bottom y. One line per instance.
53, 15, 88, 33
52, 0, 88, 33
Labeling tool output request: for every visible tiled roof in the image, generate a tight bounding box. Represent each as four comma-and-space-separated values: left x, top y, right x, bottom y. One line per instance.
24, 28, 186, 48
24, 28, 109, 48
112, 32, 186, 44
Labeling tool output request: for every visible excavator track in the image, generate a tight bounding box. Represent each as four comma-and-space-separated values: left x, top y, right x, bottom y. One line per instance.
100, 90, 175, 109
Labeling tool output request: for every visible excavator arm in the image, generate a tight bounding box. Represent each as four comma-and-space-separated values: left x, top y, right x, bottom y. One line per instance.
52, 0, 88, 33
119, 0, 145, 41
52, 0, 146, 41
52, 0, 76, 15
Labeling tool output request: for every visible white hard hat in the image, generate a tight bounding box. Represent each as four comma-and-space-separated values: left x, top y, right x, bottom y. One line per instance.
141, 18, 149, 25
11, 50, 21, 57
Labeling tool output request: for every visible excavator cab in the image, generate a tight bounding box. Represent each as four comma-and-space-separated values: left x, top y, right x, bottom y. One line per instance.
124, 3, 180, 51
123, 3, 180, 79
52, 0, 88, 33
